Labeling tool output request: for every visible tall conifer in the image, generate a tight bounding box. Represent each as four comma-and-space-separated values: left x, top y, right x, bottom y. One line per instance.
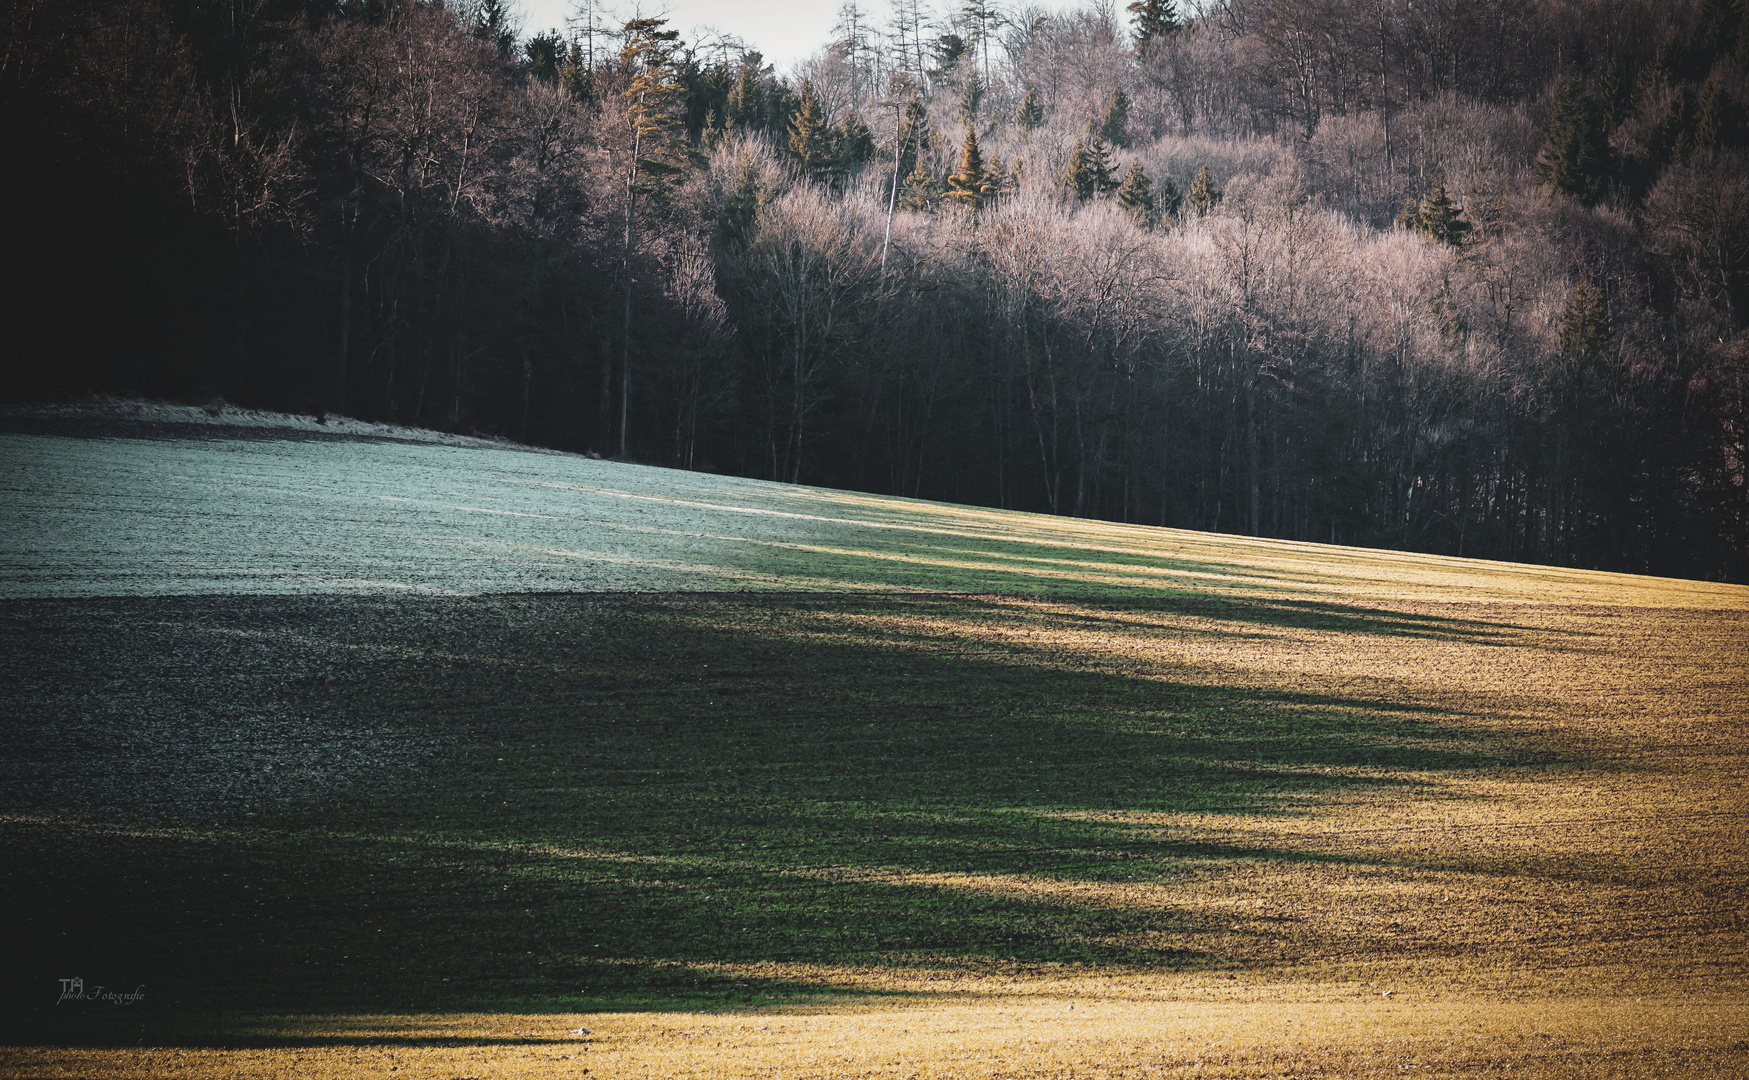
1187, 164, 1219, 216
1014, 87, 1044, 130
1537, 74, 1611, 204
1126, 0, 1180, 52
1116, 160, 1158, 227
945, 128, 990, 210
789, 82, 832, 178
1096, 87, 1132, 147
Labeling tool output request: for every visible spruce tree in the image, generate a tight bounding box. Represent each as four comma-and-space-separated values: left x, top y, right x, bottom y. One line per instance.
1064, 137, 1095, 200
986, 154, 1011, 199
837, 112, 876, 169
1559, 280, 1612, 377
473, 0, 517, 57
1014, 87, 1044, 131
945, 128, 990, 210
1095, 87, 1132, 148
1116, 160, 1158, 227
525, 32, 563, 85
1187, 164, 1219, 216
1692, 78, 1730, 151
959, 74, 985, 124
899, 98, 929, 176
1156, 174, 1183, 222
1537, 74, 1611, 205
900, 156, 939, 211
727, 64, 762, 131
1127, 0, 1180, 52
1087, 135, 1119, 194
789, 82, 832, 179
1417, 173, 1471, 246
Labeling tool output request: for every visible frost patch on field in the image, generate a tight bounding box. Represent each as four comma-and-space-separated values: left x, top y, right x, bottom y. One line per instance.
4, 404, 1745, 606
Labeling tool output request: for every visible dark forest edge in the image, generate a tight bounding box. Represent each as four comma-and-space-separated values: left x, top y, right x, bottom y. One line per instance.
3, 0, 1745, 581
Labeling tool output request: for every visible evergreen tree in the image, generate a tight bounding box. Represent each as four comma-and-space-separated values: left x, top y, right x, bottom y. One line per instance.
837, 112, 877, 169
899, 156, 939, 210
1087, 135, 1118, 194
1537, 74, 1611, 205
1187, 164, 1219, 216
1692, 78, 1732, 151
525, 32, 563, 85
959, 74, 985, 124
1127, 0, 1180, 52
1095, 86, 1131, 148
789, 82, 833, 179
944, 128, 990, 210
1014, 87, 1044, 130
473, 0, 516, 57
1116, 160, 1158, 227
1599, 54, 1634, 133
986, 153, 1011, 198
559, 41, 592, 104
1559, 280, 1612, 377
727, 64, 763, 131
1064, 137, 1094, 200
1685, 0, 1744, 73
1416, 173, 1471, 246
899, 98, 929, 176
1156, 174, 1183, 222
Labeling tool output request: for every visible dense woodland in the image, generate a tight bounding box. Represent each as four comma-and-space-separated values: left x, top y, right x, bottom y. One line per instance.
4, 0, 1747, 580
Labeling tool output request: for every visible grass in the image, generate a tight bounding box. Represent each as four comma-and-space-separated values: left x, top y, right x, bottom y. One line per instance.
2, 437, 1747, 1077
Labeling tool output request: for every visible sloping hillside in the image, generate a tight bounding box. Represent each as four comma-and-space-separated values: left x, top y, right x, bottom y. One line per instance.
2, 414, 1746, 1079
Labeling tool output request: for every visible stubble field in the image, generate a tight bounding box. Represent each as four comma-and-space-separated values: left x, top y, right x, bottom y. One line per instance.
1, 407, 1745, 1078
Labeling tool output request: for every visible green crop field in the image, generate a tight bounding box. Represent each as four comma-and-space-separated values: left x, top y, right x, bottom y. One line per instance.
2, 418, 1746, 1078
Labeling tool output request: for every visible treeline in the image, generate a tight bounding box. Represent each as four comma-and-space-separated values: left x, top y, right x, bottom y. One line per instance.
4, 0, 1746, 580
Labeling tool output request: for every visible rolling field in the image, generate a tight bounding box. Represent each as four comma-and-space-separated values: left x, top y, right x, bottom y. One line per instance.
2, 411, 1746, 1078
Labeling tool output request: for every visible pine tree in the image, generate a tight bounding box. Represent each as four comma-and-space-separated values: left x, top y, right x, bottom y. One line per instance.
789, 82, 833, 179
1685, 0, 1744, 72
1014, 87, 1044, 131
1116, 160, 1158, 227
473, 0, 516, 57
945, 128, 990, 210
1127, 0, 1180, 52
1187, 164, 1219, 217
900, 156, 939, 211
1416, 173, 1471, 246
1537, 74, 1611, 205
1692, 78, 1731, 152
837, 112, 876, 169
727, 64, 762, 131
1095, 86, 1132, 148
1064, 137, 1095, 200
525, 32, 563, 85
959, 74, 985, 124
899, 98, 929, 176
1087, 135, 1118, 194
559, 41, 592, 105
1599, 55, 1634, 133
1156, 174, 1183, 222
1559, 280, 1612, 376
986, 153, 1011, 199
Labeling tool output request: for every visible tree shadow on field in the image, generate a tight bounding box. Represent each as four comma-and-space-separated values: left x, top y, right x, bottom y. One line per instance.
0, 592, 1608, 1042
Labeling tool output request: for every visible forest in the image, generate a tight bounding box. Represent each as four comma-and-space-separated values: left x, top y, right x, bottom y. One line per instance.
4, 0, 1746, 580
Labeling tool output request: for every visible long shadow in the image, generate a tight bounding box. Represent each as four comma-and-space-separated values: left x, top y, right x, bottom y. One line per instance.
0, 592, 1617, 1040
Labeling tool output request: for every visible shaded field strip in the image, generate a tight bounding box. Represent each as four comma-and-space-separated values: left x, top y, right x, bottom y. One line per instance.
2, 590, 1743, 1026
